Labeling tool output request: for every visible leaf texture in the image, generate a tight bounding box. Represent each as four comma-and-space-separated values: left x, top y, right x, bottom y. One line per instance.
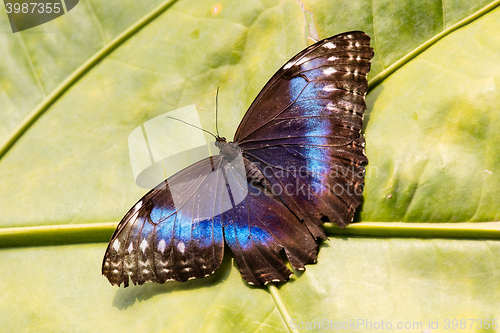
1, 0, 500, 331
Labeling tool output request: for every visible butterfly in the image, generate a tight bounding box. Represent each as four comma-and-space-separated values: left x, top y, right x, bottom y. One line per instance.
102, 31, 374, 286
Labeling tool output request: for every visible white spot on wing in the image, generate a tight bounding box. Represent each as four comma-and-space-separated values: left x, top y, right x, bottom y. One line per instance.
127, 243, 134, 254
158, 239, 167, 253
112, 239, 120, 251
323, 42, 336, 49
177, 242, 185, 254
283, 62, 293, 70
328, 56, 338, 61
140, 239, 148, 253
323, 85, 336, 92
323, 68, 337, 75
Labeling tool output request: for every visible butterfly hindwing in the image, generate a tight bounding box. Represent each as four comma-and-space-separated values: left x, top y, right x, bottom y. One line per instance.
220, 159, 318, 285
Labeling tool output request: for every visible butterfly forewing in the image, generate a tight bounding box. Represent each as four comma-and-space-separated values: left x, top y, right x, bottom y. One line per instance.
102, 157, 226, 286
235, 31, 373, 232
234, 31, 372, 141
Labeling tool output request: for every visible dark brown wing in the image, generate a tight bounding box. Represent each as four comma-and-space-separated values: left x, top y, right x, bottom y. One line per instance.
219, 157, 318, 285
103, 152, 318, 286
235, 31, 373, 235
102, 156, 227, 286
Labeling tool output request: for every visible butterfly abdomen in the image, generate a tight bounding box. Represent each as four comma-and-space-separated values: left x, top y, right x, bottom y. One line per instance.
243, 157, 272, 191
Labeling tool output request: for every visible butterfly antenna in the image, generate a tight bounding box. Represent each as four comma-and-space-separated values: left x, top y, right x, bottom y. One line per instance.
215, 87, 220, 138
166, 116, 217, 139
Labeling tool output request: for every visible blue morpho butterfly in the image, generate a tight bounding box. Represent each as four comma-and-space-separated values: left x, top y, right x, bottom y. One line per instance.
102, 31, 374, 286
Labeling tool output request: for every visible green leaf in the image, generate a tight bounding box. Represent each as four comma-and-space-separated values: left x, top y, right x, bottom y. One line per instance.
362, 2, 500, 222
1, 0, 500, 331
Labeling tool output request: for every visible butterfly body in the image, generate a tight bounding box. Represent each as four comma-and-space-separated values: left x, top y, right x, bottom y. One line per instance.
214, 138, 241, 161
103, 31, 374, 286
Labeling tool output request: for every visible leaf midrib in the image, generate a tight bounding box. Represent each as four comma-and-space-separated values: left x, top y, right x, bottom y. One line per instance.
0, 222, 499, 249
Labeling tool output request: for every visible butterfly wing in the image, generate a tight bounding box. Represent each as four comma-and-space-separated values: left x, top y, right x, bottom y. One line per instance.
219, 157, 318, 285
102, 156, 227, 286
234, 31, 373, 238
223, 32, 373, 283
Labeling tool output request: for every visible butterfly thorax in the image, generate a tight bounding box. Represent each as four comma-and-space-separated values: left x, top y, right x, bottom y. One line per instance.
215, 136, 272, 192
215, 137, 241, 161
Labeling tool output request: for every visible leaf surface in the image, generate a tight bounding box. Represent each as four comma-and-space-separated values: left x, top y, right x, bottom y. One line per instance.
1, 0, 500, 331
